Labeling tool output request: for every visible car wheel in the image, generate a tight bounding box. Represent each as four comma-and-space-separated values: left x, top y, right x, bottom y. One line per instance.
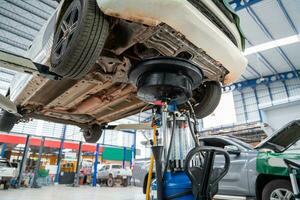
143, 173, 155, 194
82, 124, 103, 143
189, 81, 222, 119
0, 110, 18, 133
107, 177, 114, 187
50, 0, 109, 79
262, 179, 294, 200
3, 181, 9, 190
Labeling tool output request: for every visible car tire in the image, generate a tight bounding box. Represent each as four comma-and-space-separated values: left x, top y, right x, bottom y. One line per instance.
82, 124, 103, 143
262, 179, 294, 200
123, 178, 128, 187
107, 176, 114, 187
143, 173, 155, 194
0, 110, 18, 133
50, 0, 109, 79
3, 181, 9, 190
189, 81, 222, 119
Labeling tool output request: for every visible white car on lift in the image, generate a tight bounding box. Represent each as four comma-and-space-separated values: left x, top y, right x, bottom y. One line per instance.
0, 0, 247, 143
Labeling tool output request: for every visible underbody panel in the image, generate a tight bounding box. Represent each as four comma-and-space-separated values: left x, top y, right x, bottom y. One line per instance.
13, 0, 247, 127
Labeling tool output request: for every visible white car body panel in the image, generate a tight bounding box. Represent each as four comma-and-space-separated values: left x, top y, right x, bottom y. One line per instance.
96, 0, 247, 84
0, 167, 16, 178
0, 160, 17, 178
97, 164, 132, 179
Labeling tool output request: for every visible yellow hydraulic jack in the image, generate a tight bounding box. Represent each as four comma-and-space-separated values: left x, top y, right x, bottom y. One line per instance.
146, 115, 159, 200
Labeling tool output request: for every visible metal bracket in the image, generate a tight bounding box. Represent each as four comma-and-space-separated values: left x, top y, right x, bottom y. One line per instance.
0, 94, 22, 117
0, 50, 61, 80
0, 50, 62, 116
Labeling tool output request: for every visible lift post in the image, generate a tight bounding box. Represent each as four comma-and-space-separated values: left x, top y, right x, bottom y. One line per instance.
55, 125, 66, 184
17, 135, 30, 188
73, 141, 83, 187
32, 137, 45, 188
1, 143, 7, 158
93, 143, 100, 187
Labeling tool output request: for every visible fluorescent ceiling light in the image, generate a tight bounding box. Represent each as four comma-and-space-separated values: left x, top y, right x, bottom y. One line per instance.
243, 34, 300, 56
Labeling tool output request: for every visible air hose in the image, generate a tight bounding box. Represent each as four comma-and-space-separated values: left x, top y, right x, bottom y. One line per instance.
146, 123, 157, 200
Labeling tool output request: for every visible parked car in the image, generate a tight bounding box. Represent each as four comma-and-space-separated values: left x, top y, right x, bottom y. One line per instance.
133, 119, 300, 200
0, 0, 247, 143
0, 159, 17, 189
132, 159, 154, 193
97, 164, 132, 187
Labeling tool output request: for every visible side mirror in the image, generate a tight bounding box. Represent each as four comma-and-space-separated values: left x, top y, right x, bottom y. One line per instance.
224, 145, 241, 155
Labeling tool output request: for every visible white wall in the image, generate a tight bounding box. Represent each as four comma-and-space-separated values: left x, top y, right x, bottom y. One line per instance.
261, 100, 300, 131
233, 78, 300, 124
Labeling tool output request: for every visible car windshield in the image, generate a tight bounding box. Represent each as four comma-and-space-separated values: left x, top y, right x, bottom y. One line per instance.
285, 141, 300, 153
112, 165, 122, 169
0, 161, 9, 167
230, 138, 254, 150
99, 166, 105, 171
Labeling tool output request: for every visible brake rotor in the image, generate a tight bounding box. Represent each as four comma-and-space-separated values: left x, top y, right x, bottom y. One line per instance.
129, 57, 203, 104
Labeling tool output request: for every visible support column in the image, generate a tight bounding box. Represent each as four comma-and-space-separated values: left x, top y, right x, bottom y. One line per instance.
17, 135, 30, 188
1, 143, 7, 158
32, 137, 45, 188
55, 125, 66, 184
267, 84, 273, 105
122, 147, 126, 169
73, 141, 83, 187
130, 145, 135, 168
102, 130, 106, 144
253, 87, 263, 122
133, 131, 137, 159
93, 143, 100, 187
282, 80, 290, 98
240, 90, 248, 122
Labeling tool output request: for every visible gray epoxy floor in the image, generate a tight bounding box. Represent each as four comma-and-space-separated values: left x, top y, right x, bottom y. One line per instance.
0, 185, 145, 200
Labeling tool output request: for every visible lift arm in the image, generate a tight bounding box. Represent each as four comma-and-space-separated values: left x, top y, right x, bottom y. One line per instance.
0, 50, 60, 79
0, 94, 21, 116
0, 50, 61, 115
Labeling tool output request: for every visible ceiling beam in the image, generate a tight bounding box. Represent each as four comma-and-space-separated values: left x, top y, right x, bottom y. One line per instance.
229, 0, 263, 12
246, 5, 298, 76
223, 70, 300, 91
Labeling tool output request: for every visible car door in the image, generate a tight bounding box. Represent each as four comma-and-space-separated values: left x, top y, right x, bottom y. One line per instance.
200, 137, 251, 196
100, 165, 110, 179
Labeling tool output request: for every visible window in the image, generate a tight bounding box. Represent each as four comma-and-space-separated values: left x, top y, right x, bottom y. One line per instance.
0, 161, 9, 167
200, 138, 230, 148
112, 165, 122, 169
230, 138, 253, 150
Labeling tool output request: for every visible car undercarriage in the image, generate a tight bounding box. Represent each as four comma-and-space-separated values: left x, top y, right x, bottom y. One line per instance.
15, 20, 230, 128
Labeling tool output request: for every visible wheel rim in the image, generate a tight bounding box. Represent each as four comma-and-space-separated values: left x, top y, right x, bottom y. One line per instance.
270, 188, 294, 200
53, 1, 81, 63
84, 130, 92, 139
